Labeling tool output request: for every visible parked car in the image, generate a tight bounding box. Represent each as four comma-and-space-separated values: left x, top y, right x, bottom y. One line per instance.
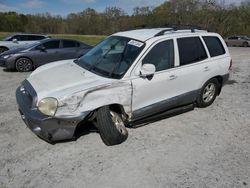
1, 38, 92, 72
0, 33, 49, 53
224, 35, 250, 47
16, 28, 231, 145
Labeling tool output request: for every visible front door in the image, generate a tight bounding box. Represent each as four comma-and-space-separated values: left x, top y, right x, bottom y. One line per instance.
131, 39, 178, 120
31, 40, 61, 67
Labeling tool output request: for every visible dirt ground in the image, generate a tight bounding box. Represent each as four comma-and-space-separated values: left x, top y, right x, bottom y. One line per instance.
0, 47, 250, 188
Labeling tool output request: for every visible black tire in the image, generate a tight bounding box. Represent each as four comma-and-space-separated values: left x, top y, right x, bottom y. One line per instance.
196, 78, 220, 108
0, 47, 8, 54
15, 57, 33, 72
96, 106, 128, 146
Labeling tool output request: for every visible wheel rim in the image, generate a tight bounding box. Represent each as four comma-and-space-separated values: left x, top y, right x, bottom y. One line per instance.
16, 58, 32, 71
110, 111, 127, 135
202, 83, 216, 103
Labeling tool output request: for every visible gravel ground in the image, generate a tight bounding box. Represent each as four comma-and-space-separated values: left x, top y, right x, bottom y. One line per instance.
0, 47, 250, 188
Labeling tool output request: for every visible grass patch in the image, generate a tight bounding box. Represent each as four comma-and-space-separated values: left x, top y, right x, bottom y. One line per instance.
0, 32, 106, 45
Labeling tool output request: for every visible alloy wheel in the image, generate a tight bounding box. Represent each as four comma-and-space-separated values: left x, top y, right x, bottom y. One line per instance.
202, 83, 216, 103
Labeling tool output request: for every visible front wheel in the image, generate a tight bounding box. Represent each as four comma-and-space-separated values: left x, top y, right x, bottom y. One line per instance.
197, 78, 219, 108
96, 106, 128, 146
15, 58, 33, 72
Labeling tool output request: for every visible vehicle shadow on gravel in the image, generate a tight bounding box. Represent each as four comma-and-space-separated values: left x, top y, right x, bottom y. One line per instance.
54, 122, 98, 144
226, 80, 238, 85
3, 68, 18, 72
74, 122, 98, 139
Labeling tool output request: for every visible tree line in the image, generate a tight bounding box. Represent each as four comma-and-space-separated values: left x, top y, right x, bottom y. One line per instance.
0, 0, 250, 37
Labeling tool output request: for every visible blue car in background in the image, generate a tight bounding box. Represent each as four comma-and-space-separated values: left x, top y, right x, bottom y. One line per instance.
0, 38, 92, 72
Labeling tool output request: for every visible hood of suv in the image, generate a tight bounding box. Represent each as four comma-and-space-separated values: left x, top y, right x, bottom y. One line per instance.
27, 59, 114, 102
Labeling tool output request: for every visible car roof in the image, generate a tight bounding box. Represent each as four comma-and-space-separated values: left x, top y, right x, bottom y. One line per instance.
38, 38, 90, 46
113, 28, 208, 42
11, 33, 49, 37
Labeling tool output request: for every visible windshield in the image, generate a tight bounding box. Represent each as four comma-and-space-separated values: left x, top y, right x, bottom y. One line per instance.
76, 36, 145, 79
2, 35, 13, 41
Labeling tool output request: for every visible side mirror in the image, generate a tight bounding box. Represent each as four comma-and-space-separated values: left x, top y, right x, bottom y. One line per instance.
140, 64, 156, 78
37, 46, 46, 51
12, 38, 18, 43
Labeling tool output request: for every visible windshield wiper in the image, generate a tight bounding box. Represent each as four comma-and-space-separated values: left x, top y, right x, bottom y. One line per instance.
88, 41, 120, 71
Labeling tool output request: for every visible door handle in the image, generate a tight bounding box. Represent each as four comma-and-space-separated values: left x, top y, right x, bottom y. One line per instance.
169, 75, 177, 80
204, 66, 210, 72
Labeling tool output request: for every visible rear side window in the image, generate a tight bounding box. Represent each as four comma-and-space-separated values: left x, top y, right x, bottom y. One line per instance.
228, 36, 238, 40
177, 37, 208, 66
42, 40, 60, 49
203, 36, 226, 57
142, 40, 174, 72
62, 40, 78, 48
28, 35, 46, 41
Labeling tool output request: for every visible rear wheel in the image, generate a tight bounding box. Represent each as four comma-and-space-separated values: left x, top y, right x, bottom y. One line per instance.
243, 42, 248, 47
0, 47, 8, 53
96, 106, 128, 146
15, 58, 33, 72
197, 78, 219, 108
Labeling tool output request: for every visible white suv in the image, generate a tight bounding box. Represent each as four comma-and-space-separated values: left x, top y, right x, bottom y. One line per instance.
16, 28, 231, 145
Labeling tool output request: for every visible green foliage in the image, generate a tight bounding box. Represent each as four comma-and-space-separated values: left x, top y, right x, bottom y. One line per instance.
0, 0, 250, 37
0, 32, 106, 45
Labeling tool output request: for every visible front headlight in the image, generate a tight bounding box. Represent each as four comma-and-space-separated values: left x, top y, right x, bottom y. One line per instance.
3, 55, 11, 59
38, 97, 58, 116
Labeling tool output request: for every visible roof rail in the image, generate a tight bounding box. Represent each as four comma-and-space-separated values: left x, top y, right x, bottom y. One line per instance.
154, 25, 208, 37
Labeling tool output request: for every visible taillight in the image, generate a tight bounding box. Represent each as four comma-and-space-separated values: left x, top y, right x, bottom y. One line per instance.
229, 59, 232, 70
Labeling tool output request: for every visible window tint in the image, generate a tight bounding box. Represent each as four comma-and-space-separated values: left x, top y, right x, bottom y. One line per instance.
177, 37, 207, 66
13, 35, 28, 41
28, 35, 46, 41
228, 36, 238, 40
203, 36, 225, 57
42, 40, 60, 49
63, 40, 77, 48
142, 40, 174, 72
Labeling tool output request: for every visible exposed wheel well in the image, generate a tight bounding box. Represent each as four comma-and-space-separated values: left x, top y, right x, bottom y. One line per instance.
0, 46, 9, 49
214, 76, 223, 95
0, 46, 9, 51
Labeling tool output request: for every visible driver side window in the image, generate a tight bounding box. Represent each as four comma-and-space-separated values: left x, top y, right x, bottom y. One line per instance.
142, 40, 174, 72
35, 40, 60, 50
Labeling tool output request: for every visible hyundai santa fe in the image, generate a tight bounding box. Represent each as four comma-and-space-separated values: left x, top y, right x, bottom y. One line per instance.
16, 28, 231, 145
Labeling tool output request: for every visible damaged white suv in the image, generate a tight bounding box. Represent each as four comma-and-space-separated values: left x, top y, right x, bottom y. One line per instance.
16, 28, 231, 145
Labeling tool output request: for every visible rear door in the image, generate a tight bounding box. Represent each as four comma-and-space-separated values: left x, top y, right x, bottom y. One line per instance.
31, 40, 61, 67
171, 36, 211, 96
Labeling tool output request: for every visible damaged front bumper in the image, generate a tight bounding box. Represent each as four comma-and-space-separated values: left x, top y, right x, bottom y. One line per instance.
16, 81, 89, 143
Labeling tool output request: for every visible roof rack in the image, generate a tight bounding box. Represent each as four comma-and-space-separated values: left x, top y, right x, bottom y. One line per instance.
154, 25, 208, 37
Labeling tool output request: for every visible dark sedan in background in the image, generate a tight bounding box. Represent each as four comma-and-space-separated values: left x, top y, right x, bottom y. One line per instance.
0, 38, 92, 72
